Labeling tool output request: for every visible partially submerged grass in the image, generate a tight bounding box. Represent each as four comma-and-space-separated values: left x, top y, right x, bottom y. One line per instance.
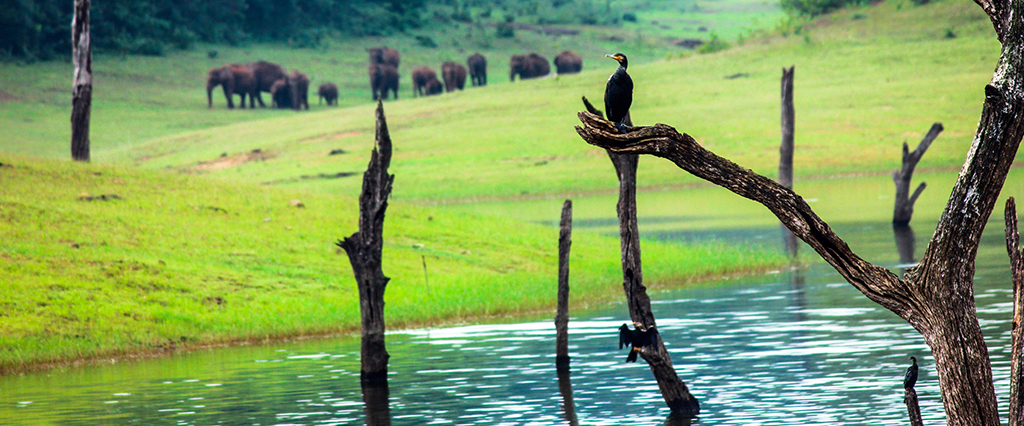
0, 157, 784, 373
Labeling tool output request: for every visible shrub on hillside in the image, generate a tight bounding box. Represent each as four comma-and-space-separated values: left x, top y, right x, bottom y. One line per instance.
781, 0, 865, 16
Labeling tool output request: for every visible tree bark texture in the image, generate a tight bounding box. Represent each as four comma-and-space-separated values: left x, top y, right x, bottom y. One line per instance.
1008, 198, 1024, 426
581, 95, 700, 416
575, 15, 1024, 415
556, 199, 573, 371
71, 0, 92, 162
779, 66, 798, 258
338, 100, 394, 383
892, 123, 943, 225
905, 388, 925, 426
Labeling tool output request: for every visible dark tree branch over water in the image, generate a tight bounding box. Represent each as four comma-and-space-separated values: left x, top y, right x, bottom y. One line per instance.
576, 0, 1023, 419
338, 100, 394, 383
892, 123, 942, 225
581, 96, 700, 416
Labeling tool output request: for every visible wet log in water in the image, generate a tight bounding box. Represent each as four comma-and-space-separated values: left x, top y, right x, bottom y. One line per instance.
581, 96, 700, 416
892, 123, 942, 225
338, 100, 394, 383
555, 199, 572, 371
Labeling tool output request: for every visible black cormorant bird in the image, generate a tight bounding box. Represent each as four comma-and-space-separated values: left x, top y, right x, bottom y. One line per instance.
618, 322, 658, 363
904, 356, 918, 389
604, 53, 633, 134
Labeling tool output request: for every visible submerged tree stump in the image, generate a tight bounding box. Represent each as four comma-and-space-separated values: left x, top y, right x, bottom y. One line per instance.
338, 100, 394, 383
71, 0, 92, 162
892, 123, 942, 225
555, 199, 573, 371
904, 388, 924, 426
582, 96, 700, 416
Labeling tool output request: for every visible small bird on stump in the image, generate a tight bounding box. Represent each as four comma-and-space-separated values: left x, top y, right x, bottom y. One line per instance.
604, 53, 632, 134
904, 356, 918, 389
618, 322, 658, 363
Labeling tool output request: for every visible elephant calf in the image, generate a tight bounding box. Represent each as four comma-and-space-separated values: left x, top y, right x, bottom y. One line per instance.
318, 82, 338, 106
207, 64, 258, 109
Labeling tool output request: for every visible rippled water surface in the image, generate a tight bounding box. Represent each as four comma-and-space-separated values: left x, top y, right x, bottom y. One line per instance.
2, 213, 1021, 424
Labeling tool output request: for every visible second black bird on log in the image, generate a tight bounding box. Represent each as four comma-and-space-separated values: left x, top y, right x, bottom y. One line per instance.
604, 53, 633, 134
904, 356, 918, 389
619, 322, 658, 363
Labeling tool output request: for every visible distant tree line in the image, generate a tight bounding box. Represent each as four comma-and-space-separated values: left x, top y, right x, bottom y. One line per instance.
0, 0, 427, 60
780, 0, 930, 16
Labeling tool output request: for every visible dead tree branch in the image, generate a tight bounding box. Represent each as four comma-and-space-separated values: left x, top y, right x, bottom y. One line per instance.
71, 0, 92, 162
1009, 197, 1024, 426
338, 100, 395, 383
892, 123, 942, 225
556, 199, 572, 371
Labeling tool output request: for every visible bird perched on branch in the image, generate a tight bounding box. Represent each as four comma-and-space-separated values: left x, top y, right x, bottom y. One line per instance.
604, 52, 632, 134
619, 322, 658, 362
904, 356, 918, 389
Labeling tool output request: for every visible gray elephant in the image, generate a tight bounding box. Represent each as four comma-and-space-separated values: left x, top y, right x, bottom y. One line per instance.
207, 64, 258, 109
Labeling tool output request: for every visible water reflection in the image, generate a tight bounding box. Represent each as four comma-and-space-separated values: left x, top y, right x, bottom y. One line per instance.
892, 224, 917, 269
1, 220, 1018, 425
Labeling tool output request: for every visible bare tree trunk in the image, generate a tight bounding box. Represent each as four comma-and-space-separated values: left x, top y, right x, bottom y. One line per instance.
556, 199, 573, 371
779, 66, 798, 258
581, 96, 700, 416
893, 123, 943, 225
337, 100, 394, 383
71, 0, 92, 162
1008, 197, 1024, 426
905, 389, 925, 426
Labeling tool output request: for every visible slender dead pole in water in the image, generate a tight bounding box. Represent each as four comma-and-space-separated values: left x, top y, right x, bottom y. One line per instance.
779, 66, 798, 258
893, 123, 942, 225
581, 96, 700, 416
1008, 197, 1024, 426
71, 0, 92, 162
905, 388, 924, 426
337, 100, 395, 383
555, 199, 573, 371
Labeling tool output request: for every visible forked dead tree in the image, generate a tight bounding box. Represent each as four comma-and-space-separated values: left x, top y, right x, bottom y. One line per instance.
71, 0, 92, 162
576, 0, 1023, 422
581, 96, 700, 416
893, 123, 943, 225
337, 100, 394, 383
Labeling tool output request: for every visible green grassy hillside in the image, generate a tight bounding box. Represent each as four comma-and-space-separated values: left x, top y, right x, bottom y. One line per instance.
0, 157, 782, 373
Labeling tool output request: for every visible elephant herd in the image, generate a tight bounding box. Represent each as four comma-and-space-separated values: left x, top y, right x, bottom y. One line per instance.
207, 60, 339, 110
207, 48, 583, 108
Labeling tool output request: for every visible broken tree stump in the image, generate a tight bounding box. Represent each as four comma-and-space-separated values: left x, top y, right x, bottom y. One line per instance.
779, 66, 798, 258
892, 123, 942, 225
71, 0, 92, 162
337, 100, 395, 383
556, 199, 573, 371
905, 388, 924, 426
581, 95, 700, 416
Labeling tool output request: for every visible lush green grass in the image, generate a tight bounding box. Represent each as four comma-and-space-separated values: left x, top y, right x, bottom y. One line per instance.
0, 0, 994, 204
0, 157, 784, 373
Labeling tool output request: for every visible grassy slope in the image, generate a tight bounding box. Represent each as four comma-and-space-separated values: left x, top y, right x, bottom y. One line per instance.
0, 157, 782, 373
16, 0, 988, 205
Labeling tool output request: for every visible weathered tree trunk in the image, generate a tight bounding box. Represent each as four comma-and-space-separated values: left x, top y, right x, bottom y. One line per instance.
71, 0, 92, 162
779, 66, 798, 258
905, 388, 925, 426
581, 96, 700, 416
1008, 198, 1024, 426
575, 6, 1024, 415
556, 199, 573, 371
337, 100, 394, 383
893, 123, 943, 225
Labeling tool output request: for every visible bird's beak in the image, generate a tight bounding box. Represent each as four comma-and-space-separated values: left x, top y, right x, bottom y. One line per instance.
605, 54, 617, 60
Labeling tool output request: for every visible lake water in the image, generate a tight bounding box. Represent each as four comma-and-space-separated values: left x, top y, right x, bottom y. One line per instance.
3, 171, 1023, 425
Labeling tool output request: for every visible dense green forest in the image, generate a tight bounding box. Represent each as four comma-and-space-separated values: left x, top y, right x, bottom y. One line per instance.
0, 0, 856, 60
